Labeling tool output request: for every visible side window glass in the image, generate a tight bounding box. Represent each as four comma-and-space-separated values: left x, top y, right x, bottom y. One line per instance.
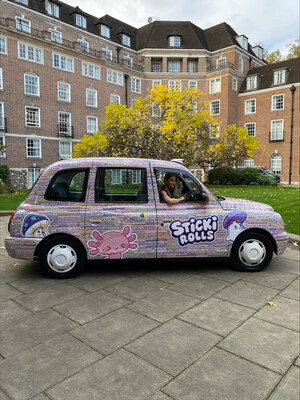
45, 168, 89, 202
95, 168, 148, 203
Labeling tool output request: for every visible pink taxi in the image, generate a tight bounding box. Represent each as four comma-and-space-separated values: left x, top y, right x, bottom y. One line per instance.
5, 158, 288, 278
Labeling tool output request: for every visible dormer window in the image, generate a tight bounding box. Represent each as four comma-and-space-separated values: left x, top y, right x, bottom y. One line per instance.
236, 35, 248, 50
246, 74, 260, 90
273, 68, 289, 85
100, 24, 110, 38
15, 0, 28, 5
45, 0, 59, 18
169, 36, 181, 47
122, 34, 131, 47
76, 14, 87, 29
252, 45, 263, 60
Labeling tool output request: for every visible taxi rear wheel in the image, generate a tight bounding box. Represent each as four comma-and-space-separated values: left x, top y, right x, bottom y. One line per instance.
231, 232, 273, 272
40, 236, 86, 278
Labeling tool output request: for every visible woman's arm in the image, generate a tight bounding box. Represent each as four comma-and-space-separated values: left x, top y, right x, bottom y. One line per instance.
161, 190, 185, 205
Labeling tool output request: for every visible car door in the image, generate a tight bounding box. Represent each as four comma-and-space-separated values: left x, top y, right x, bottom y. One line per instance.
152, 164, 229, 259
84, 160, 157, 260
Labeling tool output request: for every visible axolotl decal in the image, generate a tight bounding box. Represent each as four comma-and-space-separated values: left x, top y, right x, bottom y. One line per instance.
21, 214, 50, 242
88, 226, 138, 259
223, 211, 247, 242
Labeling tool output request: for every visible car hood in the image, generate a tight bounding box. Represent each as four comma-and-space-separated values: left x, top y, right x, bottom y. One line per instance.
220, 197, 274, 212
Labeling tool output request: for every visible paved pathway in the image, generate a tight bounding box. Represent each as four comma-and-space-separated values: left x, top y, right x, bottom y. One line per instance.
0, 216, 299, 400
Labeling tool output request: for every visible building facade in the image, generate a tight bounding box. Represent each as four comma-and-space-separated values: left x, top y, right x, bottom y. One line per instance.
0, 0, 299, 187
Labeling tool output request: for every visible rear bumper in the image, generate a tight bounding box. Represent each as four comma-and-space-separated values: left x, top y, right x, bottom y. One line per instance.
274, 231, 289, 255
5, 236, 40, 261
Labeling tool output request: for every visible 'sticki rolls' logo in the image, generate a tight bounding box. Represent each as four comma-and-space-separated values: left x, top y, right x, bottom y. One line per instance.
169, 216, 219, 246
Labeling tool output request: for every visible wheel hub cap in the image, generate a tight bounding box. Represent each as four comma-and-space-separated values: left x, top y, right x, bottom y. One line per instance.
47, 244, 77, 273
239, 239, 266, 266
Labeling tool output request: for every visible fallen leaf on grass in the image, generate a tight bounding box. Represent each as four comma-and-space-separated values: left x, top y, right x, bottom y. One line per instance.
267, 302, 277, 307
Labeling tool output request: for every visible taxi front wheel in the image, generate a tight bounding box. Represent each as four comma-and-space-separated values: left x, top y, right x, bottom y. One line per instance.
40, 236, 86, 278
231, 232, 273, 272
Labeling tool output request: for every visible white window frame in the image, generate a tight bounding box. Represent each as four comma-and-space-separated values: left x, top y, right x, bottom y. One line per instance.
245, 99, 256, 115
216, 57, 226, 69
24, 74, 40, 96
57, 81, 71, 102
273, 69, 287, 85
209, 77, 221, 94
0, 68, 3, 90
168, 60, 181, 73
59, 141, 72, 159
82, 62, 100, 80
15, 17, 31, 33
53, 53, 74, 72
87, 116, 98, 133
123, 55, 133, 68
0, 135, 6, 158
270, 119, 284, 141
246, 75, 258, 90
15, 0, 29, 4
188, 81, 197, 88
110, 94, 120, 104
238, 56, 243, 73
272, 94, 284, 111
100, 24, 110, 38
152, 60, 161, 72
122, 34, 131, 47
244, 157, 254, 167
232, 77, 238, 91
45, 0, 60, 17
49, 28, 62, 43
18, 43, 43, 64
152, 102, 161, 117
86, 88, 97, 107
77, 38, 89, 53
131, 77, 141, 93
209, 124, 220, 138
26, 138, 41, 158
168, 80, 181, 91
169, 36, 181, 47
152, 80, 161, 87
188, 60, 196, 73
28, 168, 41, 188
210, 100, 220, 115
0, 37, 7, 54
245, 122, 256, 137
0, 102, 4, 131
25, 106, 40, 128
102, 48, 112, 61
76, 14, 87, 29
270, 154, 282, 175
107, 70, 123, 86
58, 112, 72, 136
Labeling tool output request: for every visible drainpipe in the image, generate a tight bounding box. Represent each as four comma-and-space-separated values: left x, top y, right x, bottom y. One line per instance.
116, 46, 122, 64
289, 85, 296, 185
124, 74, 129, 107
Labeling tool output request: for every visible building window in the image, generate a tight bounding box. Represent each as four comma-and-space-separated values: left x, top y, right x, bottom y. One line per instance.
15, 0, 29, 4
152, 60, 161, 72
49, 29, 62, 43
152, 80, 161, 87
246, 75, 259, 90
245, 99, 256, 114
28, 168, 41, 188
58, 112, 72, 135
75, 14, 87, 28
272, 94, 284, 111
245, 122, 256, 136
244, 157, 254, 167
25, 107, 40, 127
210, 100, 220, 115
0, 136, 5, 157
102, 48, 112, 61
209, 124, 220, 138
152, 103, 161, 117
0, 103, 4, 131
59, 141, 72, 159
0, 37, 6, 54
209, 77, 221, 94
24, 74, 40, 96
168, 60, 181, 73
86, 88, 97, 107
0, 68, 2, 89
122, 34, 131, 47
19, 43, 43, 64
123, 55, 133, 68
270, 120, 284, 141
87, 116, 98, 133
100, 24, 110, 38
131, 77, 141, 93
77, 39, 89, 53
110, 94, 120, 104
107, 70, 123, 85
236, 35, 248, 50
188, 81, 197, 88
270, 154, 282, 175
168, 81, 181, 91
238, 56, 243, 73
232, 78, 238, 90
169, 36, 181, 47
57, 82, 71, 102
216, 57, 226, 69
273, 69, 288, 85
82, 62, 100, 79
26, 138, 41, 158
188, 60, 196, 73
45, 0, 59, 17
53, 53, 73, 72
15, 17, 31, 33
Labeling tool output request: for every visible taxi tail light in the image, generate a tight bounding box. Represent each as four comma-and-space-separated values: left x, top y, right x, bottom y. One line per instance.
8, 212, 16, 232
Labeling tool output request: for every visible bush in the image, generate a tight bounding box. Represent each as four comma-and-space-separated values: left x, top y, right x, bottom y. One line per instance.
0, 165, 11, 185
237, 168, 277, 186
207, 167, 239, 185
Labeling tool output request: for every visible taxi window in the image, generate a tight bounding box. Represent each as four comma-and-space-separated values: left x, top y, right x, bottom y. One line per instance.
95, 168, 148, 203
45, 168, 89, 202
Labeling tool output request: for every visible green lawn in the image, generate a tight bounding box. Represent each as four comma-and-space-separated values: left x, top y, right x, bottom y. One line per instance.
1, 186, 299, 235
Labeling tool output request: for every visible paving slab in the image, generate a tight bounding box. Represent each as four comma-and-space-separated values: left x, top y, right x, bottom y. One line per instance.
0, 299, 31, 326
178, 297, 255, 336
0, 283, 23, 301
198, 267, 245, 283
295, 356, 300, 367
9, 276, 61, 293
219, 318, 299, 374
54, 290, 131, 324
68, 271, 129, 292
170, 275, 230, 300
0, 260, 38, 284
0, 333, 101, 400
255, 296, 300, 331
0, 388, 10, 400
242, 269, 297, 290
269, 257, 300, 275
126, 319, 221, 376
0, 309, 78, 357
146, 268, 198, 284
280, 279, 300, 300
215, 280, 279, 309
46, 349, 171, 400
128, 289, 200, 323
70, 307, 159, 355
163, 347, 280, 400
148, 392, 173, 400
268, 366, 300, 400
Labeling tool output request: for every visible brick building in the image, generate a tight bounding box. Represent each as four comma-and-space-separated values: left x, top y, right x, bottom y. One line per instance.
0, 0, 299, 188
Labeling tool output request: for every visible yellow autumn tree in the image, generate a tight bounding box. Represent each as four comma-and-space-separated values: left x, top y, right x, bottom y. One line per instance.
72, 130, 107, 158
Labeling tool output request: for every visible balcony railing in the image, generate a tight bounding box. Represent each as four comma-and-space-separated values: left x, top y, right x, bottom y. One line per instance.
207, 62, 235, 72
0, 16, 143, 72
269, 131, 284, 142
0, 118, 7, 132
58, 125, 74, 138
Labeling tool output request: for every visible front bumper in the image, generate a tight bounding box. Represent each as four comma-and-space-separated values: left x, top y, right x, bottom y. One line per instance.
274, 231, 289, 256
5, 236, 40, 261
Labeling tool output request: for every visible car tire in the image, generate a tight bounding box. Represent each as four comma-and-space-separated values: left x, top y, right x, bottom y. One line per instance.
231, 232, 273, 272
40, 236, 86, 278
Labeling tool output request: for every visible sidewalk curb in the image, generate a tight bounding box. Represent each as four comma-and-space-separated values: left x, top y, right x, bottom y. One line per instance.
1, 210, 299, 244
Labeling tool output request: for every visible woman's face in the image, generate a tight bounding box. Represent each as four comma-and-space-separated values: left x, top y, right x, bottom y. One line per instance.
165, 176, 177, 189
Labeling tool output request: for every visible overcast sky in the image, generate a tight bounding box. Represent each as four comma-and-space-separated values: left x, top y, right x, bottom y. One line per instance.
62, 0, 299, 55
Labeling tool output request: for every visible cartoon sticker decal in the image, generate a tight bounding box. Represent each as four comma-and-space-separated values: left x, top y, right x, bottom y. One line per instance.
223, 211, 247, 242
170, 216, 219, 247
88, 226, 138, 259
21, 214, 50, 241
